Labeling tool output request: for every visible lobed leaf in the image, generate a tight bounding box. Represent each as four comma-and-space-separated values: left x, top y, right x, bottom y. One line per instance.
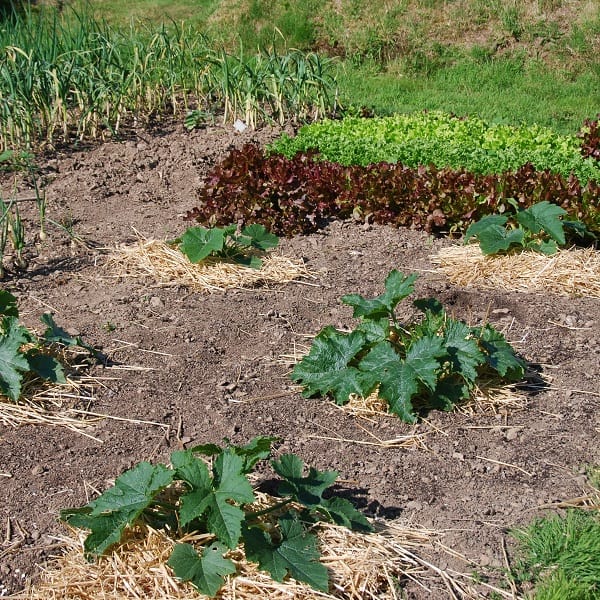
60, 462, 174, 557
168, 542, 236, 597
0, 316, 32, 400
272, 453, 338, 507
464, 214, 509, 243
515, 201, 567, 244
238, 224, 279, 250
442, 320, 485, 385
317, 497, 374, 532
243, 513, 329, 592
477, 324, 526, 380
341, 270, 418, 320
186, 451, 255, 548
476, 224, 525, 255
291, 326, 373, 403
359, 338, 445, 423
188, 436, 278, 474
179, 227, 225, 263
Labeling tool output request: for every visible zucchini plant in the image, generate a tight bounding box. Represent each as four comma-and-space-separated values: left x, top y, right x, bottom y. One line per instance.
464, 200, 596, 256
292, 271, 526, 423
61, 436, 372, 597
171, 223, 279, 269
0, 290, 97, 401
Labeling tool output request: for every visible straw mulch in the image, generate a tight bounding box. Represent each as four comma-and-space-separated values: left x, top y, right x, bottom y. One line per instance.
21, 510, 487, 600
433, 245, 600, 297
0, 347, 101, 436
108, 239, 315, 292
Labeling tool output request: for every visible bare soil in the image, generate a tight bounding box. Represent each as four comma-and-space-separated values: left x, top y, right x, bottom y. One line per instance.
0, 122, 598, 598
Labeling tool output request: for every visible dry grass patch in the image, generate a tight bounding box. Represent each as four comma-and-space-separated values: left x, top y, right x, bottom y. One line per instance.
434, 245, 600, 298
108, 239, 315, 292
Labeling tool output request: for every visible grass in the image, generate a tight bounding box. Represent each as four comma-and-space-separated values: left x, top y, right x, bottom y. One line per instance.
337, 58, 600, 134
511, 467, 600, 599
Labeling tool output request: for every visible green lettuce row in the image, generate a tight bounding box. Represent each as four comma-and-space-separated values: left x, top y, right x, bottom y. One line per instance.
269, 112, 600, 184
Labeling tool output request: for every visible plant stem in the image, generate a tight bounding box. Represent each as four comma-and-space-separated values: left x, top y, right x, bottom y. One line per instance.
245, 498, 293, 521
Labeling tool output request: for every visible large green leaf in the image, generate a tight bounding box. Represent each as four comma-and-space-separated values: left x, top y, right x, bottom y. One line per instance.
272, 453, 338, 507
232, 436, 279, 472
0, 316, 31, 400
442, 320, 485, 385
170, 449, 213, 526
179, 227, 225, 263
477, 324, 526, 380
464, 214, 508, 243
60, 462, 174, 556
183, 451, 255, 548
515, 201, 567, 244
168, 542, 236, 597
355, 317, 390, 344
341, 270, 418, 319
476, 224, 525, 255
238, 224, 279, 250
359, 338, 445, 423
291, 326, 372, 404
243, 513, 329, 592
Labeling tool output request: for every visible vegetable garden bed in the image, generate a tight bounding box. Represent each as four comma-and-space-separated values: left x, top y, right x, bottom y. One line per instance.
0, 122, 598, 599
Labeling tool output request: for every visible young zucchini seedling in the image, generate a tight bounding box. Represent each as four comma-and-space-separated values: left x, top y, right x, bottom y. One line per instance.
171, 223, 279, 269
0, 290, 98, 401
464, 200, 596, 256
61, 436, 372, 597
292, 270, 526, 423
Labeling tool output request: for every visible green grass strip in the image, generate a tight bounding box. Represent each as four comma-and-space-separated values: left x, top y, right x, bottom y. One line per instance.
512, 509, 600, 599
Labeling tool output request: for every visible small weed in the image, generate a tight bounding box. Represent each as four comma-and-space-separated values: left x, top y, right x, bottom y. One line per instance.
102, 322, 117, 333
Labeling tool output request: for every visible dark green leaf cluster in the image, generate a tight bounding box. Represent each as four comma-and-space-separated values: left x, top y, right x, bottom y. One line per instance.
173, 223, 279, 269
291, 271, 525, 423
0, 290, 97, 401
184, 144, 600, 237
60, 436, 372, 597
464, 200, 597, 256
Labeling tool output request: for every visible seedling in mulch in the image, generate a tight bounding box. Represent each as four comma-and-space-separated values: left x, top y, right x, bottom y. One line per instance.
291, 270, 526, 423
0, 290, 98, 401
171, 224, 279, 269
464, 200, 596, 256
61, 436, 373, 597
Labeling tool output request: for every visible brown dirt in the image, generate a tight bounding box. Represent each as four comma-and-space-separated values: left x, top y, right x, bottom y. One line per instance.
0, 122, 598, 598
